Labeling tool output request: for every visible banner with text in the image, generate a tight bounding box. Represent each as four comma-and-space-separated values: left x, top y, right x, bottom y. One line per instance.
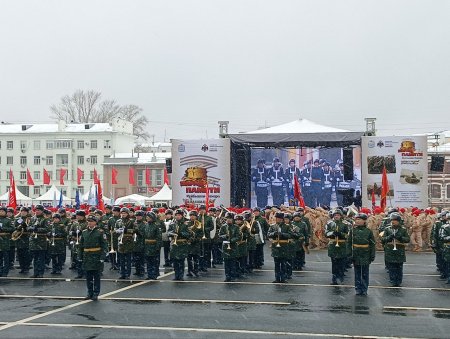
361, 136, 428, 208
172, 139, 231, 207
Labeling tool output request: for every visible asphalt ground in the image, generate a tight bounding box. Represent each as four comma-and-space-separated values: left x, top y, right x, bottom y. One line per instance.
0, 250, 449, 338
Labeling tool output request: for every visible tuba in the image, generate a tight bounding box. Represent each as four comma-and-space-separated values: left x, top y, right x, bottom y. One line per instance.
11, 229, 23, 241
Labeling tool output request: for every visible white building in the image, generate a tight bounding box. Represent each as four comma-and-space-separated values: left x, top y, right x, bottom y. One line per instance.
0, 118, 135, 200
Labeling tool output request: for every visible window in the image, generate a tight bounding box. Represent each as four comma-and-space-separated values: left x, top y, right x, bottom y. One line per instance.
56, 154, 69, 166
34, 171, 40, 180
46, 156, 53, 165
77, 156, 84, 165
47, 171, 53, 179
431, 184, 441, 199
6, 171, 10, 179
154, 169, 162, 186
0, 156, 1, 164
90, 140, 97, 149
90, 171, 94, 180
137, 169, 144, 186
77, 140, 84, 149
20, 171, 26, 180
0, 141, 2, 149
90, 155, 97, 165
34, 140, 41, 150
104, 140, 111, 149
77, 186, 84, 195
20, 156, 27, 166
7, 141, 13, 150
33, 187, 41, 196
33, 156, 40, 165
46, 140, 54, 149
447, 184, 450, 199
6, 156, 13, 165
104, 155, 110, 162
54, 140, 72, 149
20, 140, 27, 151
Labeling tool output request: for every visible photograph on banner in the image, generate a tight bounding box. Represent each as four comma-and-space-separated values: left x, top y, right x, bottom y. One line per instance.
171, 139, 231, 207
361, 136, 428, 208
250, 147, 361, 208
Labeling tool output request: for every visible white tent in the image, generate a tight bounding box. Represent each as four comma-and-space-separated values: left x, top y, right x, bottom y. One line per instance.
148, 184, 172, 203
35, 185, 71, 204
0, 187, 33, 205
245, 119, 349, 134
114, 194, 152, 206
81, 185, 112, 204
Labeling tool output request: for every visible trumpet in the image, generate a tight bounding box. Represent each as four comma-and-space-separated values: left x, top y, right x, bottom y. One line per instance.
51, 227, 55, 246
109, 227, 116, 254
201, 214, 206, 240
226, 226, 231, 250
133, 233, 137, 242
276, 227, 281, 247
393, 229, 397, 251
335, 223, 340, 247
170, 225, 179, 246
75, 226, 80, 245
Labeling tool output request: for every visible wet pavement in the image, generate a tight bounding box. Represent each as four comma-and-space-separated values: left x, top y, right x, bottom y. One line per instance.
0, 250, 448, 338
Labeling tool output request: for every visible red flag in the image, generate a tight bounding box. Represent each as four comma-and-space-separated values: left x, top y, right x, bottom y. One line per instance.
59, 168, 67, 185
164, 166, 169, 185
97, 181, 105, 211
371, 188, 376, 210
112, 167, 118, 185
43, 168, 51, 185
93, 168, 99, 184
129, 167, 135, 185
293, 174, 306, 208
145, 168, 151, 186
77, 168, 84, 186
380, 166, 390, 210
205, 181, 210, 208
8, 169, 17, 209
26, 168, 35, 185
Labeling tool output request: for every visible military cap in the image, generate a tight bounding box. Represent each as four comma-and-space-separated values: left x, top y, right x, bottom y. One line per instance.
20, 206, 29, 212
89, 206, 96, 212
289, 158, 295, 164
35, 204, 45, 211
208, 207, 217, 212
189, 210, 198, 217
284, 213, 292, 220
297, 207, 305, 212
174, 209, 184, 216
58, 207, 66, 213
6, 207, 15, 213
390, 212, 402, 221
105, 204, 112, 210
112, 206, 121, 212
151, 208, 159, 214
313, 159, 319, 164
165, 209, 174, 215
141, 206, 148, 212
275, 212, 284, 219
199, 204, 207, 210
293, 212, 301, 218
86, 215, 98, 223
225, 212, 235, 219
257, 159, 264, 165
146, 211, 157, 220
387, 208, 399, 215
332, 209, 344, 216
129, 207, 135, 213
76, 210, 86, 217
243, 211, 252, 220
355, 213, 368, 221
120, 207, 130, 214
52, 213, 61, 219
43, 209, 52, 215
252, 207, 261, 212
94, 209, 103, 216
135, 210, 145, 217
234, 214, 244, 221
0, 206, 7, 212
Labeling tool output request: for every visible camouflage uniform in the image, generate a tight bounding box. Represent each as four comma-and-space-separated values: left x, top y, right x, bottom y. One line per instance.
0, 209, 14, 277
218, 215, 241, 282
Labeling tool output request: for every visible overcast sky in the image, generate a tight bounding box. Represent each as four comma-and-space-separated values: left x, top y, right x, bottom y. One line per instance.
1, 0, 449, 141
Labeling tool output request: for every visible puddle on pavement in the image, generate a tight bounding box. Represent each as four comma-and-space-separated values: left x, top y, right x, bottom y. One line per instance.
383, 309, 450, 319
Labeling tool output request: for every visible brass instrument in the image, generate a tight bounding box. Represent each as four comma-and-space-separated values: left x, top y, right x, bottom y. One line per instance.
75, 225, 80, 245
51, 226, 55, 246
276, 226, 281, 247
109, 226, 116, 254
172, 225, 179, 246
118, 228, 124, 245
201, 214, 206, 240
335, 223, 340, 247
226, 225, 231, 250
11, 229, 23, 241
392, 229, 397, 251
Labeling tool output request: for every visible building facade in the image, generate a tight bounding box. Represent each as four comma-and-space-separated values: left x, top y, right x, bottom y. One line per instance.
0, 119, 135, 200
427, 131, 450, 208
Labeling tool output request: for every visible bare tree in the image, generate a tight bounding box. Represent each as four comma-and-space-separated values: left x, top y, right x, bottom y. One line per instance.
50, 90, 149, 140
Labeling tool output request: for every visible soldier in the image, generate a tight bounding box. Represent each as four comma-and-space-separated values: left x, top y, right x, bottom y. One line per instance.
268, 212, 296, 283
14, 207, 31, 274
49, 213, 67, 275
6, 207, 16, 269
283, 213, 298, 279
162, 209, 173, 267
269, 157, 285, 206
218, 212, 241, 282
310, 159, 324, 208
43, 209, 53, 269
115, 207, 134, 279
58, 208, 71, 266
244, 212, 257, 273
210, 207, 222, 267
252, 207, 267, 269
422, 209, 435, 249
325, 209, 350, 285
186, 211, 202, 277
438, 213, 450, 284
69, 210, 87, 279
410, 210, 423, 252
79, 215, 108, 301
297, 207, 312, 266
167, 209, 191, 281
198, 205, 214, 271
152, 208, 165, 270
285, 159, 301, 205
431, 212, 447, 279
141, 211, 162, 280
292, 211, 309, 271
347, 213, 376, 295
107, 206, 121, 270
301, 161, 313, 207
132, 210, 145, 277
29, 205, 50, 278
381, 212, 411, 287
333, 162, 346, 207
252, 159, 270, 208
0, 206, 14, 277
321, 162, 334, 207
235, 214, 250, 277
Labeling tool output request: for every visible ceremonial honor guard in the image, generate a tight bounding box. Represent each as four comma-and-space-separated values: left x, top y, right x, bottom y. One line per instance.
69, 210, 87, 279
0, 206, 14, 277
210, 207, 222, 267
58, 208, 71, 266
79, 215, 108, 301
438, 212, 450, 284
321, 162, 334, 207
132, 210, 145, 277
187, 210, 202, 277
325, 209, 350, 285
29, 205, 50, 278
14, 207, 31, 274
115, 207, 134, 279
49, 213, 68, 275
269, 157, 285, 206
252, 159, 270, 208
219, 212, 241, 282
285, 159, 301, 205
301, 161, 312, 207
381, 212, 411, 287
142, 211, 162, 280
292, 211, 310, 271
253, 207, 268, 268
168, 209, 191, 281
347, 213, 376, 295
198, 205, 214, 271
244, 212, 257, 272
310, 159, 324, 208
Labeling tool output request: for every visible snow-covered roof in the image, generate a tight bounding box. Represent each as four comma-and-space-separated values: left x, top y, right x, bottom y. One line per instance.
0, 122, 114, 134
244, 119, 349, 134
148, 184, 172, 201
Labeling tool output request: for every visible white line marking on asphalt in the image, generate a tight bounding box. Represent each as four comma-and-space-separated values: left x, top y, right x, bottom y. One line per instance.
0, 270, 174, 332
384, 306, 450, 312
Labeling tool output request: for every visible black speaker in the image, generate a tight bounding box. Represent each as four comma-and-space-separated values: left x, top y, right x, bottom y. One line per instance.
430, 155, 444, 172
343, 148, 354, 181
165, 158, 172, 173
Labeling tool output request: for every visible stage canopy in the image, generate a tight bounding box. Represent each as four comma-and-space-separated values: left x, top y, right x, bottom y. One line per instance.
148, 184, 172, 202
35, 185, 71, 204
114, 194, 152, 206
229, 119, 364, 148
0, 187, 32, 205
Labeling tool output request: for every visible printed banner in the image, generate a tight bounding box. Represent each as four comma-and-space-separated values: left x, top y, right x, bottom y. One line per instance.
172, 139, 231, 206
361, 136, 428, 208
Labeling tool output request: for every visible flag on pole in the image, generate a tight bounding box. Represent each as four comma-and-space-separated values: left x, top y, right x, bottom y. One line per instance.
293, 174, 305, 208
58, 190, 63, 208
8, 169, 17, 209
26, 168, 35, 185
77, 168, 84, 186
97, 181, 105, 211
52, 190, 57, 208
93, 168, 99, 184
380, 165, 390, 210
205, 181, 210, 208
43, 168, 50, 185
75, 189, 80, 209
129, 167, 135, 185
164, 166, 169, 185
145, 168, 151, 186
112, 167, 118, 185
59, 168, 67, 185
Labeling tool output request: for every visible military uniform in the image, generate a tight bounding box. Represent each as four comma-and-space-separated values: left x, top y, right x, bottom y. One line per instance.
115, 209, 134, 279
162, 211, 173, 267
218, 214, 241, 282
431, 213, 446, 278
292, 214, 310, 271
321, 163, 334, 207
283, 216, 300, 279
79, 216, 108, 300
211, 209, 223, 266
14, 209, 32, 273
0, 208, 14, 277
141, 212, 162, 280
132, 216, 145, 277
69, 212, 87, 278
168, 211, 191, 281
252, 160, 270, 208
310, 160, 324, 208
187, 216, 203, 277
254, 211, 269, 268
198, 209, 214, 271
438, 219, 450, 284
325, 211, 350, 284
347, 214, 376, 295
381, 213, 411, 287
269, 158, 285, 206
48, 215, 68, 275
236, 218, 250, 277
107, 210, 121, 270
6, 208, 16, 269
300, 162, 312, 207
298, 211, 311, 268
29, 208, 51, 278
